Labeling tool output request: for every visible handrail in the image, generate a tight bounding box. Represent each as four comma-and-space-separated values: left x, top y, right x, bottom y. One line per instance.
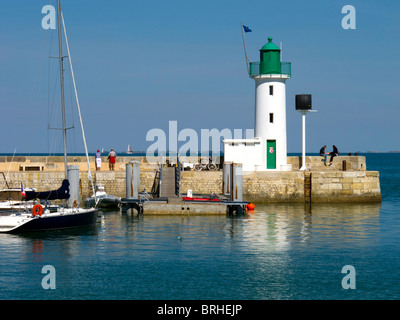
176, 158, 181, 197
249, 61, 291, 77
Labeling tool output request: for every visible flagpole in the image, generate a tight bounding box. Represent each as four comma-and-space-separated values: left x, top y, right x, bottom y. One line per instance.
240, 23, 249, 74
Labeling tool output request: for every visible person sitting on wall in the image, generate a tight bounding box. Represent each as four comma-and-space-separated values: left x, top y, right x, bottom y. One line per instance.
329, 145, 340, 166
319, 145, 328, 166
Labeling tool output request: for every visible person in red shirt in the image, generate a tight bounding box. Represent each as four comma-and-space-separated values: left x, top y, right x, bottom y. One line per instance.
107, 148, 117, 170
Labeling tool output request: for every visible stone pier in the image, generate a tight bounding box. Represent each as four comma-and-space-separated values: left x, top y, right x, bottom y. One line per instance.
0, 155, 381, 204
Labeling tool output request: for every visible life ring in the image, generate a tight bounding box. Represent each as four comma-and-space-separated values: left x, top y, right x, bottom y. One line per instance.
32, 204, 43, 217
246, 203, 255, 211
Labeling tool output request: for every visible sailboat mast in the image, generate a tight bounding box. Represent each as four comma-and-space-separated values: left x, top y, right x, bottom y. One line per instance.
61, 11, 96, 198
57, 0, 68, 178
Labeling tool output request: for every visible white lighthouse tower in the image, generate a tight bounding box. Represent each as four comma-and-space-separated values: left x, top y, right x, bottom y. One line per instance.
251, 37, 291, 171
223, 36, 292, 172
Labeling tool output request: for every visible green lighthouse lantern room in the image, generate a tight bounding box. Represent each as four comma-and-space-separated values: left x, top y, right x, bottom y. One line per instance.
249, 37, 291, 78
260, 37, 281, 74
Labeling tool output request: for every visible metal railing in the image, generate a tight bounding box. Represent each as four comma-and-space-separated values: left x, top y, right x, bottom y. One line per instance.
249, 61, 291, 77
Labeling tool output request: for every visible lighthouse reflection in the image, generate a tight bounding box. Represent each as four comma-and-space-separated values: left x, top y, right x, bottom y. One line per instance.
226, 202, 381, 251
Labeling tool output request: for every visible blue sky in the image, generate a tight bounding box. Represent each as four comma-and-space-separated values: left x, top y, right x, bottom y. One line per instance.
0, 0, 399, 154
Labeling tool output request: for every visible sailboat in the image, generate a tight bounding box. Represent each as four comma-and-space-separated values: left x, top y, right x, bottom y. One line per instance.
127, 145, 133, 154
0, 0, 98, 233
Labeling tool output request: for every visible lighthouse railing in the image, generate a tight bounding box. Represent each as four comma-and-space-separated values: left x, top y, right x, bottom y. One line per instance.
249, 61, 291, 77
281, 62, 291, 76
249, 62, 260, 77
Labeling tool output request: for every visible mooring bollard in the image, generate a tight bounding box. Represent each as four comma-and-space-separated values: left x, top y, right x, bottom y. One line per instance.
232, 163, 243, 202
67, 165, 79, 207
126, 161, 140, 199
223, 162, 232, 198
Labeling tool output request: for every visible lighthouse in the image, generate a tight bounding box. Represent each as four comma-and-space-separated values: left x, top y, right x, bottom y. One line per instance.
250, 37, 291, 171
223, 36, 292, 171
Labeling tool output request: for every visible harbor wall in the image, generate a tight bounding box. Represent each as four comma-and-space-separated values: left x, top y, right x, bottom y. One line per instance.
0, 155, 367, 173
0, 156, 381, 203
180, 171, 381, 203
310, 171, 381, 203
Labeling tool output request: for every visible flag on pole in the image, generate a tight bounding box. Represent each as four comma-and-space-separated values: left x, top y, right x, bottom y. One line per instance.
21, 182, 26, 197
240, 23, 251, 74
243, 25, 252, 33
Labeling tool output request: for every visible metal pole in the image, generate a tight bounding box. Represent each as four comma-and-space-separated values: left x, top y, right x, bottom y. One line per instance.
300, 112, 307, 171
61, 11, 95, 197
240, 23, 249, 74
57, 0, 68, 178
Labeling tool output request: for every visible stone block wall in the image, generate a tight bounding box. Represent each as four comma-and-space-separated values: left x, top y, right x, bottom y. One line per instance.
181, 171, 222, 195
0, 155, 366, 173
311, 171, 381, 203
180, 171, 304, 202
287, 155, 366, 171
179, 170, 381, 203
93, 171, 126, 198
242, 171, 305, 203
0, 156, 381, 204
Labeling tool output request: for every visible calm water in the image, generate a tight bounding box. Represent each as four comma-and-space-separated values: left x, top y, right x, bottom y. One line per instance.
0, 153, 399, 300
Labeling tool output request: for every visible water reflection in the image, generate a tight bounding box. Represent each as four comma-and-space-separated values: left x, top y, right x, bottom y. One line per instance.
233, 203, 381, 252
0, 203, 381, 262
222, 203, 381, 299
0, 203, 383, 299
97, 203, 382, 251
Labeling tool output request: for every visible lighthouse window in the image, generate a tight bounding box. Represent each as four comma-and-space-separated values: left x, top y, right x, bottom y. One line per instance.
269, 85, 273, 95
269, 113, 274, 123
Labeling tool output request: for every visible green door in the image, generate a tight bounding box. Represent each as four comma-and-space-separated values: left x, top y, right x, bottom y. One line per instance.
267, 140, 276, 169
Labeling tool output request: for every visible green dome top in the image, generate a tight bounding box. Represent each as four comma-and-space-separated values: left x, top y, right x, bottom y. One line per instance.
260, 37, 280, 51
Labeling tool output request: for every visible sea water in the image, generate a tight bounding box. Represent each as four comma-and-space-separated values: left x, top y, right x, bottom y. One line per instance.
0, 153, 399, 300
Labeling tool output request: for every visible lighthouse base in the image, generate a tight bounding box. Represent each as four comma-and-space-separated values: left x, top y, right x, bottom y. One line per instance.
223, 138, 291, 172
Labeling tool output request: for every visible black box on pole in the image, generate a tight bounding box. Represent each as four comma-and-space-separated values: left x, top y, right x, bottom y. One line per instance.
295, 94, 312, 110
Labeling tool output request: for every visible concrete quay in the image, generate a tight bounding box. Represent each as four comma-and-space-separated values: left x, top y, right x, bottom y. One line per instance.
0, 155, 381, 204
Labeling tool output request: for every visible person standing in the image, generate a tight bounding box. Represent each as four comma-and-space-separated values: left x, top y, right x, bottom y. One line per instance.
329, 145, 340, 166
319, 145, 328, 166
95, 149, 102, 171
107, 148, 117, 170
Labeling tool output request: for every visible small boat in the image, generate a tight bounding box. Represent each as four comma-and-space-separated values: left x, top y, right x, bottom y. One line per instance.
182, 193, 222, 202
84, 185, 121, 209
182, 197, 221, 202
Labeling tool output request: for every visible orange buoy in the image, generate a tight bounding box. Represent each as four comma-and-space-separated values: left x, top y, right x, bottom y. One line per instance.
246, 203, 255, 211
32, 204, 43, 217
